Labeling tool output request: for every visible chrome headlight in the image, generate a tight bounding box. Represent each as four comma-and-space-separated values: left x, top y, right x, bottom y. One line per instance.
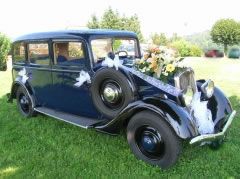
183, 86, 194, 106
174, 68, 197, 107
201, 80, 214, 98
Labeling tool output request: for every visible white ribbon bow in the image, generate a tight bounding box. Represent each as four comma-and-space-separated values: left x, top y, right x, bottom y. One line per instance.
101, 55, 122, 70
18, 68, 29, 84
74, 70, 91, 87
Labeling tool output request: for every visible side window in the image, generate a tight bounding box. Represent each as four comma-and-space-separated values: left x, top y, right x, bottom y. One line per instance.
54, 42, 85, 66
28, 43, 50, 65
13, 43, 26, 64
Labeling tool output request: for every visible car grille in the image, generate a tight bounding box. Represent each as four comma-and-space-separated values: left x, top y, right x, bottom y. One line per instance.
174, 68, 197, 93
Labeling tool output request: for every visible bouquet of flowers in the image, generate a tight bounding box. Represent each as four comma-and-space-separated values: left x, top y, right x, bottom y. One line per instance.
134, 46, 185, 83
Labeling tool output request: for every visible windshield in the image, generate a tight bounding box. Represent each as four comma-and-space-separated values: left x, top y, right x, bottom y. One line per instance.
91, 38, 138, 63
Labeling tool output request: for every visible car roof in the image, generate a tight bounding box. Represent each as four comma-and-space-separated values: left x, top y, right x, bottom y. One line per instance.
13, 29, 138, 42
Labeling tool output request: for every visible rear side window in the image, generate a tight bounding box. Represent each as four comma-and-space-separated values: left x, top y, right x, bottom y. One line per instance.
28, 43, 50, 65
13, 43, 26, 64
54, 41, 86, 66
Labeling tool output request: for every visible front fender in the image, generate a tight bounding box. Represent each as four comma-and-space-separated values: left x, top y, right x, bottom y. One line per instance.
197, 80, 233, 132
96, 97, 199, 139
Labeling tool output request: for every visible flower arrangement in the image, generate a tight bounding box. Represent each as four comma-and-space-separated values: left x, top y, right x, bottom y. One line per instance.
134, 46, 185, 83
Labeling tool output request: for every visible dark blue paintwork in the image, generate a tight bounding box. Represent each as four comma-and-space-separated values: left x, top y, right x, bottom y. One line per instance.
8, 29, 233, 140
13, 29, 138, 42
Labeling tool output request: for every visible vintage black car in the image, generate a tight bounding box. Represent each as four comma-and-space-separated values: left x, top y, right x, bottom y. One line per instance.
8, 30, 236, 169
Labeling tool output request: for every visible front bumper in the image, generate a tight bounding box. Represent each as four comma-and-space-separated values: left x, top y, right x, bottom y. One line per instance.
190, 110, 236, 145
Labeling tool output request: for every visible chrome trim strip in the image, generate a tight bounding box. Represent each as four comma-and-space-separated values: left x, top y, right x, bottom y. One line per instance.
34, 108, 89, 129
190, 110, 236, 145
51, 68, 81, 73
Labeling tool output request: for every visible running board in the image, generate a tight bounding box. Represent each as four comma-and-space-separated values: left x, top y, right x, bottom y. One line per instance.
34, 107, 104, 129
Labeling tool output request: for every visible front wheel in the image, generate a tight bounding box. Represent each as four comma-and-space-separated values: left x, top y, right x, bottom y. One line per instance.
127, 111, 181, 169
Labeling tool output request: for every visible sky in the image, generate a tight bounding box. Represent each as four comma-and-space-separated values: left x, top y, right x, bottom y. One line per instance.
0, 0, 239, 39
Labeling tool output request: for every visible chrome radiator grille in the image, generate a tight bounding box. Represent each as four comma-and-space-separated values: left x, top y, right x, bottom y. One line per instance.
174, 68, 197, 93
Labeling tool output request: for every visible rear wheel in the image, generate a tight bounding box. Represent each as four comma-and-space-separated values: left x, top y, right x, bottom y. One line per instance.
127, 111, 181, 169
16, 86, 36, 117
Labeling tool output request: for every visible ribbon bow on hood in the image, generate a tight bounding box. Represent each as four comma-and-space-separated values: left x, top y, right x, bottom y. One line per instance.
101, 55, 122, 70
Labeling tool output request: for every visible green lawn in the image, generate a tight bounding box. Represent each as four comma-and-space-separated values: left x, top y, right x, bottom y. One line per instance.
0, 58, 240, 178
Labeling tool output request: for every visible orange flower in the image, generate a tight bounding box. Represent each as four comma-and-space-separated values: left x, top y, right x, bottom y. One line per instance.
144, 53, 149, 60
149, 58, 157, 70
154, 47, 160, 53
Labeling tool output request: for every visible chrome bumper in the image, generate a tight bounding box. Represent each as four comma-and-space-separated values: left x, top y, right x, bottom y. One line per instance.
190, 110, 236, 145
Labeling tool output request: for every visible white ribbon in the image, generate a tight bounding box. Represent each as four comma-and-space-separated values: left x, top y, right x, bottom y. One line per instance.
101, 55, 123, 70
74, 70, 91, 87
18, 68, 29, 84
101, 56, 181, 97
190, 92, 214, 134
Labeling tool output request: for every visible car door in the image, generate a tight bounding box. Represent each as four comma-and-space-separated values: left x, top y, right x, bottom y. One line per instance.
50, 39, 100, 118
26, 41, 53, 107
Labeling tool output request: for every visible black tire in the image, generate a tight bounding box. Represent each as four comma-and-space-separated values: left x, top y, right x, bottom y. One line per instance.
91, 68, 135, 118
127, 111, 181, 169
16, 86, 36, 118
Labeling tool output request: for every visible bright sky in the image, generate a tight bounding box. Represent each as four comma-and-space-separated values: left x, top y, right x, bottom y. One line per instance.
1, 0, 239, 39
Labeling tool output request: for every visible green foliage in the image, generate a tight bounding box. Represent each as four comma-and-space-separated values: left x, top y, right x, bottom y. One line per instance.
189, 45, 202, 57
87, 7, 144, 42
151, 33, 168, 46
169, 33, 182, 43
171, 39, 202, 57
211, 19, 240, 55
113, 39, 122, 51
87, 15, 100, 29
0, 33, 11, 71
101, 8, 121, 30
122, 15, 144, 42
185, 30, 223, 52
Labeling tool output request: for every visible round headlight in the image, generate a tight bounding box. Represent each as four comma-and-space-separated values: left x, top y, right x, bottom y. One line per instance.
183, 86, 194, 106
201, 80, 214, 98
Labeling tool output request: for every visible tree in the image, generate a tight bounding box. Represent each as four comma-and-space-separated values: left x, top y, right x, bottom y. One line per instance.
87, 7, 144, 42
87, 15, 100, 29
210, 19, 240, 55
169, 33, 182, 43
151, 33, 168, 46
170, 39, 202, 57
101, 8, 121, 30
122, 15, 143, 42
0, 33, 11, 71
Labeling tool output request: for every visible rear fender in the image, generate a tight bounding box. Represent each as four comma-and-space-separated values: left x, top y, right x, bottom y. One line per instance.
8, 78, 36, 108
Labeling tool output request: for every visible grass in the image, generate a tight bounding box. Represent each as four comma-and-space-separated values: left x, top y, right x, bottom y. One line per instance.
0, 57, 240, 178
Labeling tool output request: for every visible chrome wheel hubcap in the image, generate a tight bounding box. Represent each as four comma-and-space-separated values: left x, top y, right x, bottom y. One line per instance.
103, 84, 120, 103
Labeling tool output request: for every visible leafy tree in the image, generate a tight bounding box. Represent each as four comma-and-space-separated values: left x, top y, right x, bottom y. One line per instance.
169, 33, 182, 43
122, 15, 143, 42
0, 33, 11, 71
87, 15, 100, 29
87, 7, 144, 42
170, 39, 202, 57
210, 19, 240, 55
100, 8, 121, 30
151, 33, 168, 46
